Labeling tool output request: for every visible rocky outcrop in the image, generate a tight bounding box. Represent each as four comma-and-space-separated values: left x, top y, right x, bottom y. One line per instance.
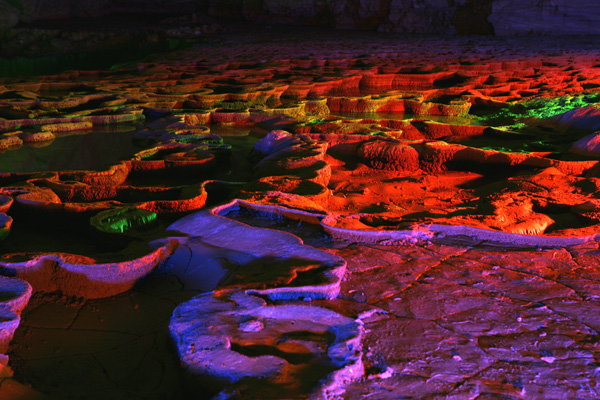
489, 0, 600, 35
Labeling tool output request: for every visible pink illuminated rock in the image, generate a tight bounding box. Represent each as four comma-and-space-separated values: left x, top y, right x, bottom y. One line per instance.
0, 239, 177, 299
570, 131, 600, 156
170, 291, 363, 399
0, 276, 32, 363
0, 276, 32, 315
167, 200, 346, 300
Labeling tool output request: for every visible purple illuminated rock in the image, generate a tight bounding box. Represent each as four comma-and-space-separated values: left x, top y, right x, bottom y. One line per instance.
490, 0, 600, 35
0, 239, 177, 299
0, 309, 19, 355
170, 291, 363, 398
0, 276, 32, 315
0, 276, 32, 354
548, 104, 600, 133
253, 130, 304, 155
570, 131, 600, 156
167, 200, 346, 300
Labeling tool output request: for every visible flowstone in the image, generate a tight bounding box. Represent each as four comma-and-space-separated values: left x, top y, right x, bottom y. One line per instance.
0, 276, 31, 373
170, 291, 363, 399
166, 201, 346, 300
3, 27, 600, 400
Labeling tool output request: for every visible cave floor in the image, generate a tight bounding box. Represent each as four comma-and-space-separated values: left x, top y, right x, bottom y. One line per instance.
1, 27, 600, 399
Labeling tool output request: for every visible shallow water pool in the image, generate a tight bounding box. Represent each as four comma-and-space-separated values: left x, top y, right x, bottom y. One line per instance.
0, 128, 145, 173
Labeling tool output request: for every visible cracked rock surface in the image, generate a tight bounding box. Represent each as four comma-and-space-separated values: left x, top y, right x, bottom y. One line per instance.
335, 241, 600, 399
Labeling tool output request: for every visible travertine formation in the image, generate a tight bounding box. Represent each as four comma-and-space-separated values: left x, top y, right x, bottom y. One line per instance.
170, 291, 363, 399
2, 28, 600, 399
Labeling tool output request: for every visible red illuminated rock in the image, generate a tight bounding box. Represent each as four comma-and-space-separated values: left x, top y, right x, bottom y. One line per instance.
357, 141, 419, 171
485, 192, 555, 235
2, 26, 600, 400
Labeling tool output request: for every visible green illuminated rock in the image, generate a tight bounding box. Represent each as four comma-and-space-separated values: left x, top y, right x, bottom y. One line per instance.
476, 94, 600, 126
90, 207, 158, 235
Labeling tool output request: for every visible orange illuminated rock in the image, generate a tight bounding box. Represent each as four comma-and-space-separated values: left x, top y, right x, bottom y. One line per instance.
40, 121, 93, 132
0, 134, 22, 149
18, 130, 55, 143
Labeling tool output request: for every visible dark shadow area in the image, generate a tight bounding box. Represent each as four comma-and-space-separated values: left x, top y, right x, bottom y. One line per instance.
8, 273, 203, 400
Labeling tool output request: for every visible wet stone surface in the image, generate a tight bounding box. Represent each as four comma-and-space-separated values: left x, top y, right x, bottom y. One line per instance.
2, 26, 600, 400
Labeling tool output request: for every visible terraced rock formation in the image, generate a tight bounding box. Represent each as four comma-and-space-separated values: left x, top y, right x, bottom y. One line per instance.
1, 29, 600, 399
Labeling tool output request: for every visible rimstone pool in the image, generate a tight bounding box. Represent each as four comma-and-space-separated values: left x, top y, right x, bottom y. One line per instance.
2, 23, 600, 400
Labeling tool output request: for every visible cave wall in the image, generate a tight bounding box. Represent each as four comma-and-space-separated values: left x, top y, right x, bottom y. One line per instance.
0, 0, 198, 27
489, 0, 600, 35
1, 0, 600, 35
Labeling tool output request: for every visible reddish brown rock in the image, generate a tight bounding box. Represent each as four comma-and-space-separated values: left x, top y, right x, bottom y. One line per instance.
357, 141, 420, 172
